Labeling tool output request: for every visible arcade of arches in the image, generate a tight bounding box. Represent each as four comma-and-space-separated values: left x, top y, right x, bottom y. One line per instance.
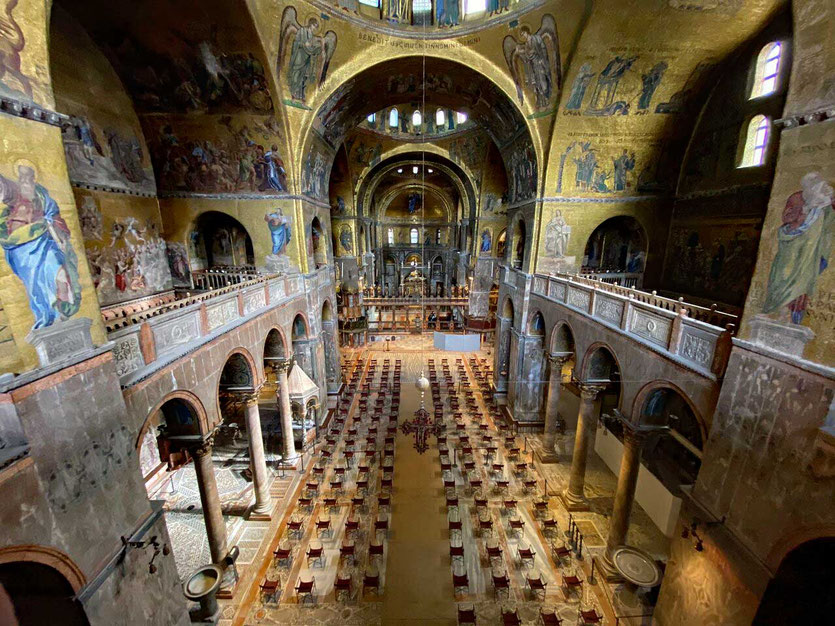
0, 1, 833, 625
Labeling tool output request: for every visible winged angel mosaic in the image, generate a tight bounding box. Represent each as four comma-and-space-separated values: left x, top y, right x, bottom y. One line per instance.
502, 15, 561, 110
278, 7, 337, 104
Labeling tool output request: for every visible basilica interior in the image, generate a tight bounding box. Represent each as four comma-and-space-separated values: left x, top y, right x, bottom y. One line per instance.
0, 1, 833, 625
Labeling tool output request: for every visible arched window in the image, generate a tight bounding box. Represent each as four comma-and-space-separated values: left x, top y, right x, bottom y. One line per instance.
366, 113, 376, 124
412, 0, 431, 19
410, 227, 419, 245
464, 0, 486, 14
740, 115, 770, 167
412, 110, 422, 128
388, 228, 394, 245
436, 228, 441, 244
456, 111, 468, 124
751, 42, 782, 99
435, 108, 445, 127
389, 108, 399, 128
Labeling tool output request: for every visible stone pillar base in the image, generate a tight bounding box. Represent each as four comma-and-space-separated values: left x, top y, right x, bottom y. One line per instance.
249, 509, 272, 522
216, 567, 238, 599
559, 489, 590, 512
595, 553, 624, 582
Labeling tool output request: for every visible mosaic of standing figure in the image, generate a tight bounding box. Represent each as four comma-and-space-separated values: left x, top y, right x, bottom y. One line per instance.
762, 172, 833, 324
0, 0, 34, 101
279, 7, 337, 104
503, 14, 561, 111
0, 161, 82, 329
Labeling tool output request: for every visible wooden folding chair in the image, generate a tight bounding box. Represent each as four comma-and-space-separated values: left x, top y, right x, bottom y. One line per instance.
540, 608, 563, 625
259, 577, 280, 603
449, 543, 465, 563
492, 573, 510, 599
362, 572, 380, 596
562, 573, 583, 598
273, 545, 292, 568
333, 574, 351, 600
578, 608, 603, 625
527, 573, 547, 600
452, 571, 469, 595
457, 602, 477, 624
295, 577, 315, 604
501, 607, 522, 626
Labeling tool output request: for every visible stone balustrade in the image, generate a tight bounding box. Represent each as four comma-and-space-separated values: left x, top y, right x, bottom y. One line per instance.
363, 296, 469, 306
537, 271, 739, 331
529, 271, 734, 378
107, 271, 323, 385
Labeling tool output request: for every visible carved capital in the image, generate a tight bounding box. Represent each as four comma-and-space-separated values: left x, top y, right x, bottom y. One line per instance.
221, 383, 264, 409
271, 357, 294, 375
191, 433, 216, 457
577, 382, 607, 400
548, 353, 571, 367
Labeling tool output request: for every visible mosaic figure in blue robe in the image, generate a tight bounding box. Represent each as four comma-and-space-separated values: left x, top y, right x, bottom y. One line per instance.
265, 209, 292, 255
0, 163, 82, 330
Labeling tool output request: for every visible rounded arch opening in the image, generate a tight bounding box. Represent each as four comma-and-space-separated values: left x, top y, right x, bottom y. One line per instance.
635, 384, 704, 491
582, 344, 621, 417
0, 559, 89, 626
754, 537, 835, 625
582, 216, 647, 278
549, 321, 577, 379
191, 211, 255, 271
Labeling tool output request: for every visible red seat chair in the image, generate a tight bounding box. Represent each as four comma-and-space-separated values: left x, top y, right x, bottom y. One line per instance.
273, 546, 292, 568
527, 573, 547, 600
457, 604, 477, 624
491, 573, 510, 599
578, 608, 603, 625
540, 609, 563, 625
260, 577, 280, 603
452, 572, 469, 594
501, 607, 521, 626
334, 574, 352, 601
362, 572, 381, 596
295, 577, 316, 604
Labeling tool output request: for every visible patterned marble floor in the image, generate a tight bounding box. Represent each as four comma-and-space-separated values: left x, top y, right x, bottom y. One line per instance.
218, 344, 670, 625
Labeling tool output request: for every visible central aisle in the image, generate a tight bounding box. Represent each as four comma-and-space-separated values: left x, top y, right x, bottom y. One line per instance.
381, 356, 456, 625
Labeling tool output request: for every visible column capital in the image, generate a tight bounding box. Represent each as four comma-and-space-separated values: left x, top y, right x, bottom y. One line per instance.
621, 420, 669, 447
190, 433, 216, 458
548, 352, 572, 366
577, 381, 607, 399
271, 357, 293, 374
221, 383, 264, 409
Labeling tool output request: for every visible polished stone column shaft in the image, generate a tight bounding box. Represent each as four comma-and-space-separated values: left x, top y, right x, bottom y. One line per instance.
543, 355, 570, 452
275, 360, 296, 459
600, 425, 650, 577
241, 391, 272, 518
563, 383, 605, 509
192, 439, 228, 564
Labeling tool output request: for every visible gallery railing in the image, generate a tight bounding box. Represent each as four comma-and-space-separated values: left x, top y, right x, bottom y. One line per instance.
104, 270, 329, 384
544, 272, 739, 330
528, 271, 736, 378
192, 266, 260, 291
363, 296, 469, 306
579, 270, 644, 289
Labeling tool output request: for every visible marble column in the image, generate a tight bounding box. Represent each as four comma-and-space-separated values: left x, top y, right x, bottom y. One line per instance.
192, 437, 228, 564
275, 360, 296, 460
562, 383, 606, 510
240, 389, 272, 520
543, 354, 570, 457
599, 424, 651, 579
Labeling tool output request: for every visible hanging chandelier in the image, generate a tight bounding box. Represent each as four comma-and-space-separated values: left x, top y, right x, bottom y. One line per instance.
400, 374, 443, 454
